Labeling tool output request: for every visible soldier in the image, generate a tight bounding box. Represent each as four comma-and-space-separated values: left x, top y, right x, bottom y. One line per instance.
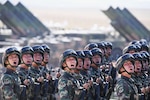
115, 53, 139, 100
80, 50, 94, 100
140, 51, 150, 100
17, 46, 34, 100
101, 41, 116, 99
132, 53, 145, 99
104, 42, 112, 61
0, 47, 22, 100
89, 48, 105, 100
74, 50, 90, 100
58, 49, 80, 100
29, 45, 45, 100
140, 43, 149, 52
97, 42, 106, 56
41, 44, 56, 100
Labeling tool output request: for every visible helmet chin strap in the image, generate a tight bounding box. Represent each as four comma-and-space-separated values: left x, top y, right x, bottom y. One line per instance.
120, 67, 132, 75
93, 61, 101, 67
7, 61, 18, 68
21, 59, 31, 67
43, 61, 48, 64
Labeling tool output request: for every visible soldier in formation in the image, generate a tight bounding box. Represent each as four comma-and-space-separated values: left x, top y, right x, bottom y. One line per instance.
0, 47, 22, 100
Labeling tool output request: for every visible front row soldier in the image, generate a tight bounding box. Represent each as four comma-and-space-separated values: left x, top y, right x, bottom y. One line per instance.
17, 46, 34, 100
0, 47, 22, 100
115, 53, 139, 100
58, 49, 78, 100
29, 45, 45, 100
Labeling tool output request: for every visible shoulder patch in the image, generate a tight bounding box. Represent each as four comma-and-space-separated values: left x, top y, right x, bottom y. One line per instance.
58, 79, 67, 90
1, 75, 13, 85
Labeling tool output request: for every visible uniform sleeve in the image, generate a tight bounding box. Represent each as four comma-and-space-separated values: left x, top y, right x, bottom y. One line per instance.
1, 75, 17, 99
115, 80, 130, 100
58, 77, 70, 100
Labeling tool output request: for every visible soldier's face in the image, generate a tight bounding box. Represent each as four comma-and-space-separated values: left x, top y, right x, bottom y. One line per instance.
8, 53, 19, 67
92, 55, 101, 66
76, 58, 83, 70
106, 48, 112, 57
65, 56, 77, 69
33, 52, 43, 64
22, 53, 33, 65
43, 52, 50, 63
83, 57, 91, 69
134, 60, 142, 73
123, 60, 134, 73
142, 60, 149, 71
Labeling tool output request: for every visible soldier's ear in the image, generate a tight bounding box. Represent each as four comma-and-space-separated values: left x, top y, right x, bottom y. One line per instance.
5, 60, 9, 64
62, 62, 67, 67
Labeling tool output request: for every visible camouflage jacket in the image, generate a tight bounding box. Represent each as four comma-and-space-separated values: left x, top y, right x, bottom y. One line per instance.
89, 67, 104, 82
0, 69, 21, 100
17, 67, 30, 84
58, 71, 79, 100
115, 76, 139, 100
28, 66, 42, 82
132, 74, 144, 94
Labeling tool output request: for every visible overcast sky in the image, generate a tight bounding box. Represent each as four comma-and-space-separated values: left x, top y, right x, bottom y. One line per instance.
1, 0, 150, 9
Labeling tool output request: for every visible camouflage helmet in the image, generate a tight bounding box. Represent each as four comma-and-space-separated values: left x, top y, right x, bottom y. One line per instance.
134, 43, 141, 52
91, 48, 102, 57
76, 50, 85, 59
20, 46, 34, 57
116, 53, 134, 74
84, 43, 98, 50
140, 43, 149, 52
140, 51, 150, 63
32, 45, 44, 55
129, 40, 138, 45
105, 41, 113, 49
132, 53, 143, 61
139, 39, 148, 45
83, 50, 93, 58
123, 45, 136, 54
2, 47, 21, 67
41, 44, 50, 54
60, 49, 78, 69
97, 42, 105, 49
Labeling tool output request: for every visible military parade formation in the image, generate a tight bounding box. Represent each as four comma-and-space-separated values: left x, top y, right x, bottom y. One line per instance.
0, 39, 149, 100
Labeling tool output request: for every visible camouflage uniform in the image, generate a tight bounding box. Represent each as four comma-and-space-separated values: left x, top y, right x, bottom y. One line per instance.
116, 76, 139, 100
80, 70, 94, 100
72, 72, 88, 100
89, 67, 104, 99
115, 53, 139, 100
17, 67, 33, 100
58, 49, 80, 100
1, 69, 21, 100
102, 60, 117, 99
0, 47, 22, 100
132, 74, 145, 99
58, 71, 78, 100
28, 66, 42, 100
